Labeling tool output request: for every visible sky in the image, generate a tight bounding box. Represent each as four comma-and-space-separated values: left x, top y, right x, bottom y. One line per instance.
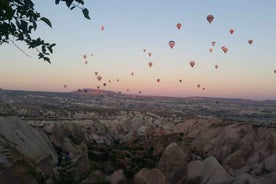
1, 0, 276, 100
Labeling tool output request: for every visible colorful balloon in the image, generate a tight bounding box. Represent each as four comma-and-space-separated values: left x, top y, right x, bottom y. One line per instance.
209, 48, 214, 53
138, 91, 142, 94
274, 70, 276, 74
100, 26, 104, 31
229, 29, 234, 34
215, 65, 218, 69
148, 53, 152, 57
108, 80, 111, 83
169, 40, 175, 49
207, 15, 214, 24
143, 49, 146, 52
131, 72, 134, 76
127, 89, 129, 92
95, 72, 98, 76
97, 86, 100, 89
197, 84, 201, 88
97, 76, 102, 81
221, 46, 228, 54
117, 79, 119, 82
248, 40, 253, 45
176, 23, 182, 30
64, 84, 67, 88
157, 78, 160, 83
103, 83, 106, 86
148, 62, 153, 67
190, 61, 195, 68
202, 87, 205, 90
82, 54, 87, 59
179, 79, 182, 83
211, 41, 216, 46
85, 61, 88, 64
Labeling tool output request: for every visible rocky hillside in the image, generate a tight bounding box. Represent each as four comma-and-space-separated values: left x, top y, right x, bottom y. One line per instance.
0, 115, 276, 184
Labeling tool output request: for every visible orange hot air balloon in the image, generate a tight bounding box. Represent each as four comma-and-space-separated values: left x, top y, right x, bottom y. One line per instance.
197, 84, 201, 88
209, 48, 214, 53
97, 76, 102, 81
94, 72, 98, 76
85, 61, 88, 64
148, 62, 153, 67
229, 29, 234, 34
274, 70, 276, 74
190, 61, 195, 68
215, 65, 218, 69
83, 54, 87, 59
100, 26, 104, 31
131, 72, 134, 76
221, 46, 228, 54
211, 41, 216, 46
143, 49, 146, 52
64, 84, 67, 88
176, 23, 182, 30
248, 40, 253, 45
179, 79, 182, 83
169, 40, 175, 49
157, 78, 160, 83
207, 15, 214, 24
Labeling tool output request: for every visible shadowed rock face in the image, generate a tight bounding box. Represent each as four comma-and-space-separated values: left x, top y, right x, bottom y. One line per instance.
0, 116, 57, 164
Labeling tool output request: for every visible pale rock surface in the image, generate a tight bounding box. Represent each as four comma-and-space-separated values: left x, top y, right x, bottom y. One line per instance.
107, 169, 126, 184
134, 168, 167, 184
157, 142, 188, 184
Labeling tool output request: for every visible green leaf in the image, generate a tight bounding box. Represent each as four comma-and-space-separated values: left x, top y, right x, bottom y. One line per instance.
82, 8, 90, 20
40, 17, 52, 28
65, 0, 74, 7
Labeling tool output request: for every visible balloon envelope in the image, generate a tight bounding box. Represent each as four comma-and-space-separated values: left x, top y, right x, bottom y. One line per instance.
176, 23, 182, 30
100, 26, 104, 31
209, 48, 214, 53
274, 70, 276, 74
148, 62, 153, 67
207, 15, 214, 23
95, 72, 98, 76
248, 40, 253, 45
97, 76, 102, 81
148, 53, 152, 57
190, 61, 195, 68
157, 79, 160, 82
83, 54, 87, 59
221, 46, 228, 53
215, 65, 218, 69
229, 29, 234, 34
169, 40, 175, 49
211, 41, 216, 46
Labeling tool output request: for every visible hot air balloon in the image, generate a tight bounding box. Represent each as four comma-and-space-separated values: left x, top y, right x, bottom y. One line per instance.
90, 53, 93, 57
131, 72, 134, 76
179, 79, 182, 83
97, 86, 100, 89
197, 84, 201, 88
209, 48, 214, 53
148, 62, 153, 67
207, 15, 214, 24
211, 41, 216, 46
176, 23, 182, 30
82, 54, 87, 59
221, 46, 228, 54
202, 87, 205, 90
157, 78, 160, 83
215, 65, 218, 69
64, 84, 67, 88
248, 40, 253, 45
100, 26, 104, 31
97, 76, 102, 81
138, 91, 142, 94
85, 61, 88, 64
169, 40, 175, 49
95, 72, 98, 76
117, 79, 119, 82
143, 49, 146, 52
190, 61, 195, 68
229, 29, 234, 34
108, 80, 111, 83
148, 53, 152, 57
103, 83, 106, 87
274, 70, 276, 74
127, 89, 129, 92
